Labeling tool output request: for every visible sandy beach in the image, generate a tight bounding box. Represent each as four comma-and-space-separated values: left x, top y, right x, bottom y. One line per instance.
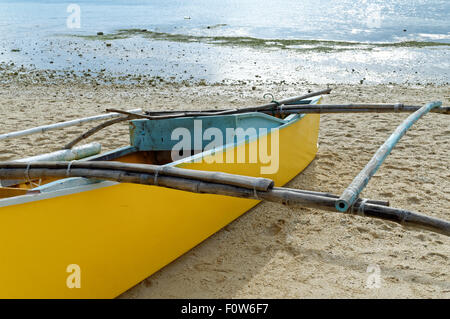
0, 80, 448, 298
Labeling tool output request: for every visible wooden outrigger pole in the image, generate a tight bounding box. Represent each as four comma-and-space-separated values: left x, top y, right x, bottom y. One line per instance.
336, 101, 442, 212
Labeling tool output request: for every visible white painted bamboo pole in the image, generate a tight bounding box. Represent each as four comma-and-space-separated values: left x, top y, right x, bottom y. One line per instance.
336, 101, 442, 212
0, 109, 142, 141
15, 142, 101, 162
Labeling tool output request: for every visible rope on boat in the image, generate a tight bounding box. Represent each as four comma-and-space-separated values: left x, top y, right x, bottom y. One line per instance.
262, 93, 281, 116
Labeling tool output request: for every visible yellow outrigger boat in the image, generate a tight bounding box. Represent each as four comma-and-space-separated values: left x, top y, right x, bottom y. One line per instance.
1, 89, 449, 299
0, 95, 321, 298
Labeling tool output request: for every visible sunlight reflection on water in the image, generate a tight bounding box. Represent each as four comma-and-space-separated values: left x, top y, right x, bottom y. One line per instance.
0, 0, 448, 84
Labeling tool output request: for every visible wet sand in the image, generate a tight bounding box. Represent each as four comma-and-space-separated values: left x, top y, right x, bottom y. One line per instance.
0, 81, 449, 298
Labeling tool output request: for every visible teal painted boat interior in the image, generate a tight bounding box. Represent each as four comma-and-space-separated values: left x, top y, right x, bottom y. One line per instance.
131, 112, 288, 151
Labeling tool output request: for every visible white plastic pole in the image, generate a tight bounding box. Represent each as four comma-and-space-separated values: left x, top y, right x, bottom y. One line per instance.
0, 109, 142, 141
15, 142, 102, 162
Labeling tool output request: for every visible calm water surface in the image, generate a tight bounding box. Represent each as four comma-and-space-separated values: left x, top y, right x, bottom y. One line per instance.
0, 0, 449, 84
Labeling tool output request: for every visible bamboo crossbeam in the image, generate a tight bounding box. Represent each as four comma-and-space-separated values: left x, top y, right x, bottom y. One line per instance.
0, 161, 389, 207
108, 104, 449, 121
271, 104, 450, 114
141, 103, 448, 116
62, 89, 330, 153
0, 161, 274, 192
336, 101, 443, 212
183, 88, 332, 115
0, 109, 142, 141
0, 163, 448, 236
106, 88, 332, 120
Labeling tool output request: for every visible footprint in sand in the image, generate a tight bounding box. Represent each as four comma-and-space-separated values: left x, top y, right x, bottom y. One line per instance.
266, 223, 282, 236
420, 252, 448, 261
250, 246, 263, 255
379, 192, 394, 198
415, 234, 429, 242
407, 196, 421, 204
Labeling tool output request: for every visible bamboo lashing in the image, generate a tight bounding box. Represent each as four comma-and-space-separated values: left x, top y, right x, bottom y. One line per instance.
288, 189, 389, 207
336, 101, 443, 212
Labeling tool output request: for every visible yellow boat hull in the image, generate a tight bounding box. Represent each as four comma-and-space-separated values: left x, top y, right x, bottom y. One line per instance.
0, 113, 320, 298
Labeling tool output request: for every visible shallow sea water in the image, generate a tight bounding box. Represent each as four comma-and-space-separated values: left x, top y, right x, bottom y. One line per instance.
0, 0, 449, 84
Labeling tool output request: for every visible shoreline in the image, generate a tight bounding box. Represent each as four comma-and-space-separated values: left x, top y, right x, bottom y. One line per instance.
0, 81, 448, 298
2, 30, 449, 86
1, 63, 449, 87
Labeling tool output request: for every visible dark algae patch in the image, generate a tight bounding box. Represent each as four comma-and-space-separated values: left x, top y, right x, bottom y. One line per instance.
71, 29, 450, 53
376, 41, 450, 48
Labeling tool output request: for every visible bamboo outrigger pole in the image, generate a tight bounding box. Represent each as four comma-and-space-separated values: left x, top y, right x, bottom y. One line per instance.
106, 88, 332, 120
64, 89, 331, 149
0, 109, 142, 141
271, 104, 450, 115
0, 162, 448, 236
0, 161, 390, 207
336, 101, 443, 212
0, 161, 275, 192
107, 104, 449, 121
